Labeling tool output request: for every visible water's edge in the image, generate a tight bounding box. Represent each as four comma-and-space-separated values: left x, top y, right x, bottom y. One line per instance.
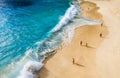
35, 0, 102, 78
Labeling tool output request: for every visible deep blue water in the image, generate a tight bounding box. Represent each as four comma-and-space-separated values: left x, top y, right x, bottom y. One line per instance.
0, 0, 71, 74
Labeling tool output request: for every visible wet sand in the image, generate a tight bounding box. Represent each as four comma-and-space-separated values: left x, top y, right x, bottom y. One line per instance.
37, 0, 120, 78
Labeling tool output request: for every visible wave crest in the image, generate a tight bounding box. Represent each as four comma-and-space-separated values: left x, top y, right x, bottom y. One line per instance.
17, 61, 43, 78
51, 4, 79, 32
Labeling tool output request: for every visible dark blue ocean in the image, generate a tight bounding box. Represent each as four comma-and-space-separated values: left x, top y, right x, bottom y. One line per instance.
0, 0, 74, 78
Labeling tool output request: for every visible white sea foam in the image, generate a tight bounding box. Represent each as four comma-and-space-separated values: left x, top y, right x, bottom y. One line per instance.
51, 4, 79, 32
0, 49, 44, 78
17, 61, 43, 78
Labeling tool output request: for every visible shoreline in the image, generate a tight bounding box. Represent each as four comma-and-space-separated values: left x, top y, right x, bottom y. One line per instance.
37, 0, 109, 78
38, 0, 120, 78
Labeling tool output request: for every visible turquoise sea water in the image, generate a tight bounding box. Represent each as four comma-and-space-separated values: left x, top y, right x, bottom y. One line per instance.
0, 0, 73, 77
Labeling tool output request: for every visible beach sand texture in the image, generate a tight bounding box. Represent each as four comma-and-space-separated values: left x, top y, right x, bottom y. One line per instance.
38, 0, 120, 78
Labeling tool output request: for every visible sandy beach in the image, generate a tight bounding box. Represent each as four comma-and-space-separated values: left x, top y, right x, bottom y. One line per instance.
38, 0, 120, 78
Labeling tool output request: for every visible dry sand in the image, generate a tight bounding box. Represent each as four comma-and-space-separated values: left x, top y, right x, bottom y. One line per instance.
38, 0, 120, 78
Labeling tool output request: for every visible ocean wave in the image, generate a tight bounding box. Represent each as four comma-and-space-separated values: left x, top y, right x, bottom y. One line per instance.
17, 61, 43, 78
51, 4, 80, 32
